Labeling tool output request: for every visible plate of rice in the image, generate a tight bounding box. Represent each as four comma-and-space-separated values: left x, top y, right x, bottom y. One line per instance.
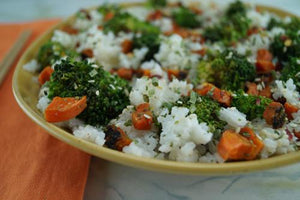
13, 0, 300, 175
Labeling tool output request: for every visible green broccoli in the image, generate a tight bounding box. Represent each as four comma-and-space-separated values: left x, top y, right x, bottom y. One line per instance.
97, 4, 121, 15
103, 12, 160, 34
266, 17, 284, 30
48, 58, 130, 126
280, 57, 300, 91
172, 6, 201, 28
37, 41, 79, 71
147, 0, 167, 8
232, 90, 272, 120
200, 50, 256, 91
225, 0, 247, 18
132, 33, 160, 61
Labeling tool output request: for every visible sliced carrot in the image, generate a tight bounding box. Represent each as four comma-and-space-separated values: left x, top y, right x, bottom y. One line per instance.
167, 69, 188, 80
117, 68, 133, 80
195, 83, 231, 107
217, 130, 254, 161
104, 12, 114, 21
239, 127, 264, 160
38, 66, 54, 85
121, 39, 133, 54
263, 102, 286, 129
81, 48, 94, 58
246, 82, 259, 96
147, 10, 163, 21
132, 103, 153, 130
105, 125, 132, 151
256, 49, 275, 73
257, 49, 273, 61
45, 96, 87, 122
60, 26, 78, 35
284, 102, 299, 120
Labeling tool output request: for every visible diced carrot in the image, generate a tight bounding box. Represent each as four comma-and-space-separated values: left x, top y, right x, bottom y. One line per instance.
147, 10, 163, 21
104, 12, 114, 21
117, 68, 133, 80
38, 66, 54, 85
294, 131, 300, 139
45, 96, 87, 122
247, 26, 263, 36
217, 130, 254, 161
60, 26, 78, 35
246, 82, 259, 96
284, 102, 299, 120
239, 127, 264, 160
121, 39, 133, 54
263, 102, 286, 129
195, 83, 231, 107
105, 125, 132, 151
191, 48, 206, 56
256, 49, 275, 73
167, 69, 188, 80
81, 48, 94, 58
132, 103, 153, 130
190, 7, 203, 15
259, 85, 272, 98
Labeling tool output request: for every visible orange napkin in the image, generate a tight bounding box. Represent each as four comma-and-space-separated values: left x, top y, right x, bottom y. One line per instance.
0, 20, 91, 200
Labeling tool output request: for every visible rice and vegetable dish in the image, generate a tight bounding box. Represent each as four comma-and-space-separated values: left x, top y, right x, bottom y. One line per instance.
23, 0, 300, 163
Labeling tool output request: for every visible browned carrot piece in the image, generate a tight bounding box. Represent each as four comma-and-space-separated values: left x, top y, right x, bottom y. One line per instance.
132, 103, 153, 130
81, 48, 94, 58
60, 26, 78, 35
256, 49, 275, 73
117, 68, 133, 80
191, 48, 206, 56
45, 96, 87, 122
263, 102, 286, 129
284, 102, 299, 120
239, 127, 264, 160
294, 131, 300, 139
121, 39, 133, 54
167, 69, 188, 80
259, 85, 272, 98
217, 130, 253, 161
246, 82, 259, 96
105, 125, 132, 151
104, 12, 114, 21
147, 10, 163, 21
38, 66, 54, 85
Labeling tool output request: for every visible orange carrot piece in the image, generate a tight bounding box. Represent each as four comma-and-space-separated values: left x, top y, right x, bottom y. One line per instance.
246, 82, 259, 96
117, 68, 133, 80
256, 49, 275, 73
284, 102, 299, 120
104, 12, 114, 21
259, 85, 272, 98
217, 130, 253, 161
147, 10, 163, 21
81, 48, 94, 58
60, 26, 78, 35
105, 125, 132, 151
239, 127, 264, 160
132, 103, 153, 130
191, 48, 206, 56
294, 131, 300, 139
121, 39, 133, 54
263, 102, 286, 129
114, 127, 132, 151
38, 66, 54, 85
45, 96, 87, 122
167, 69, 188, 80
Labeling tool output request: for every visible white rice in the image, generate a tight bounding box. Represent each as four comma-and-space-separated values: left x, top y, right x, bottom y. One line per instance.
218, 107, 248, 128
23, 59, 40, 73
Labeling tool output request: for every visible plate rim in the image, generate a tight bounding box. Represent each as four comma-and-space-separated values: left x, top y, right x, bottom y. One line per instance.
12, 2, 300, 175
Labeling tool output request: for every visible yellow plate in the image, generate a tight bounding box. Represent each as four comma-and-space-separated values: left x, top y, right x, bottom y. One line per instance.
12, 3, 300, 175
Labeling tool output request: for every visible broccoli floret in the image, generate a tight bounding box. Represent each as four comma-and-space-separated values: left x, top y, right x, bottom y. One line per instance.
172, 7, 201, 28
280, 57, 300, 91
232, 90, 272, 120
267, 17, 284, 30
172, 93, 226, 138
147, 0, 167, 8
97, 4, 121, 15
225, 0, 247, 18
103, 12, 160, 34
208, 50, 256, 91
48, 58, 130, 126
132, 33, 160, 61
37, 41, 79, 71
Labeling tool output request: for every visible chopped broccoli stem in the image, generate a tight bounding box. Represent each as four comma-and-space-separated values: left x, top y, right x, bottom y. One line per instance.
48, 58, 130, 126
232, 90, 272, 120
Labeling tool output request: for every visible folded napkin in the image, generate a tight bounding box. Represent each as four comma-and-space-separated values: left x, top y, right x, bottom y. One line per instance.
0, 20, 91, 200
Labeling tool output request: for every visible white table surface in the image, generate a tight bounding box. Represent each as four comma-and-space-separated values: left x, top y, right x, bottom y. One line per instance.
1, 0, 300, 199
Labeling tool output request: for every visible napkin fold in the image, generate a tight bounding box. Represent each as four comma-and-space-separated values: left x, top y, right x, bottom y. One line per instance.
0, 20, 91, 200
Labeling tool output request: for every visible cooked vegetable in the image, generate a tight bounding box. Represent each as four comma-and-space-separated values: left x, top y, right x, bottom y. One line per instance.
284, 102, 299, 120
195, 83, 232, 107
116, 68, 133, 80
239, 127, 264, 160
255, 49, 275, 73
203, 50, 256, 91
45, 96, 87, 122
121, 39, 133, 54
132, 33, 160, 61
280, 57, 300, 91
225, 0, 247, 18
232, 90, 272, 120
172, 6, 201, 28
167, 69, 188, 81
48, 58, 130, 126
81, 48, 94, 59
132, 103, 153, 130
104, 125, 132, 151
38, 66, 54, 85
97, 4, 121, 16
103, 12, 160, 34
263, 102, 286, 129
37, 41, 79, 71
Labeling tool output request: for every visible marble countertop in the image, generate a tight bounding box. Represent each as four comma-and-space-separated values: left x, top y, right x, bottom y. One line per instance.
1, 0, 299, 199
